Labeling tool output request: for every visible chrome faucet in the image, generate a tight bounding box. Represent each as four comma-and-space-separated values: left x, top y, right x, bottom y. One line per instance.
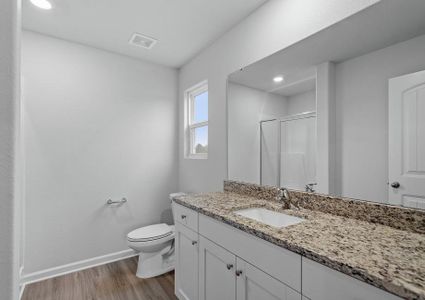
276, 187, 291, 209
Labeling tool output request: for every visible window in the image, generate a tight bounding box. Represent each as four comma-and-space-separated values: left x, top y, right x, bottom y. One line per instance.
186, 81, 208, 159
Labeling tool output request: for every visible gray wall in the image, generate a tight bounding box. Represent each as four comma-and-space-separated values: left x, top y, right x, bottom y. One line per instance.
22, 31, 178, 275
0, 0, 21, 299
335, 34, 425, 202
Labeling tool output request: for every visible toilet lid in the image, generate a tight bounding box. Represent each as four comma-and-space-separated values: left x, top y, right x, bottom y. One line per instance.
127, 223, 173, 242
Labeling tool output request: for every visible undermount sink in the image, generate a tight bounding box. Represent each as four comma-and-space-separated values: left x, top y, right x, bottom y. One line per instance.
235, 207, 304, 228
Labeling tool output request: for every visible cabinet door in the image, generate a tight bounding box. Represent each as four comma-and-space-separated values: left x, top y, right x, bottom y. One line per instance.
236, 258, 301, 300
199, 236, 236, 300
175, 222, 199, 300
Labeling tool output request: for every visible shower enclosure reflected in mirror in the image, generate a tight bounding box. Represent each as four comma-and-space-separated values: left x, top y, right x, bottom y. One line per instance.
228, 69, 317, 191
226, 2, 425, 207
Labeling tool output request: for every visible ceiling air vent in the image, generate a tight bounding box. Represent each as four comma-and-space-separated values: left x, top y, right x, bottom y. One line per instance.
129, 33, 157, 49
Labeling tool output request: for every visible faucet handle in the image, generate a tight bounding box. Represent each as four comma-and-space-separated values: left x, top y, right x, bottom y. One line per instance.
276, 188, 284, 201
283, 188, 289, 199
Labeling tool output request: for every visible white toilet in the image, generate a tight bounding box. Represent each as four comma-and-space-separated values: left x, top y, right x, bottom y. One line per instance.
127, 193, 184, 278
127, 223, 175, 278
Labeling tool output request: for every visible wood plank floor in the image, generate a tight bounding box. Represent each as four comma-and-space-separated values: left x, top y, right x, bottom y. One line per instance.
22, 257, 177, 300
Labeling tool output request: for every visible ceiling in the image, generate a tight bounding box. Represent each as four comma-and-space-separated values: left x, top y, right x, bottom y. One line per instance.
229, 0, 425, 94
272, 75, 316, 97
22, 0, 267, 68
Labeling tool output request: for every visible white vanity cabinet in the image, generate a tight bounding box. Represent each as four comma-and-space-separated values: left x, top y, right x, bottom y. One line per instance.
174, 202, 302, 300
198, 214, 302, 293
175, 222, 199, 300
302, 258, 403, 300
199, 236, 236, 300
173, 202, 198, 231
174, 203, 200, 300
199, 236, 301, 300
173, 202, 402, 300
236, 257, 301, 300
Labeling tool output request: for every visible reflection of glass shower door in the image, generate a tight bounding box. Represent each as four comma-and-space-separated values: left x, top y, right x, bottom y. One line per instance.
280, 115, 316, 190
260, 120, 279, 186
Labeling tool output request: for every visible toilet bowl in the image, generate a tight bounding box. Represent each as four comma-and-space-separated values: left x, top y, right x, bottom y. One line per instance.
127, 223, 175, 278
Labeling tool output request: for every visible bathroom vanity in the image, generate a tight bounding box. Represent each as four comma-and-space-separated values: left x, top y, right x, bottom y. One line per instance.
172, 181, 425, 300
212, 11, 425, 299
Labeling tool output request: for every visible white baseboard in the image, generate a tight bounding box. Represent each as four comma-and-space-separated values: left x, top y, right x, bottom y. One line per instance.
20, 249, 138, 285
19, 283, 26, 300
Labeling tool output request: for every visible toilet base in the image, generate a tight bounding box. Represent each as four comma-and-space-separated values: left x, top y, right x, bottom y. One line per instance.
135, 246, 175, 278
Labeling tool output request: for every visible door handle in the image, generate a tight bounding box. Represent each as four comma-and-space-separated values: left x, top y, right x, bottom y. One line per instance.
181, 215, 187, 219
226, 264, 233, 270
235, 270, 243, 276
191, 241, 197, 245
390, 182, 400, 188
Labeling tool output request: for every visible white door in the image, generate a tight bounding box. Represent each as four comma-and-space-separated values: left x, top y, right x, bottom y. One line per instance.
199, 236, 236, 300
389, 70, 425, 208
236, 257, 301, 300
175, 223, 199, 300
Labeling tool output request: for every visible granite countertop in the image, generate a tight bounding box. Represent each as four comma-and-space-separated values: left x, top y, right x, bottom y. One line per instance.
173, 191, 425, 300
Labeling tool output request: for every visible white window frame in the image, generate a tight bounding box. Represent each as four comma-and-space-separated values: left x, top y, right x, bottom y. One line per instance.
185, 81, 208, 159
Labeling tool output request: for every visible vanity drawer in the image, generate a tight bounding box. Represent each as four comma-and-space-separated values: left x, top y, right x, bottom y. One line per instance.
173, 202, 198, 231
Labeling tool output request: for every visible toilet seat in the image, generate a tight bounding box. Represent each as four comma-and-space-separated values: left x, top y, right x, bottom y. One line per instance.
127, 223, 174, 242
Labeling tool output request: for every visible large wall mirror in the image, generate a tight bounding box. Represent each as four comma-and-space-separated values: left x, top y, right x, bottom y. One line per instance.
227, 1, 425, 208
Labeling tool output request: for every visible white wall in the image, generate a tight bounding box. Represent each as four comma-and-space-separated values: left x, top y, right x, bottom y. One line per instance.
228, 82, 286, 184
0, 0, 21, 299
178, 0, 379, 193
22, 31, 178, 276
335, 34, 425, 202
286, 90, 316, 116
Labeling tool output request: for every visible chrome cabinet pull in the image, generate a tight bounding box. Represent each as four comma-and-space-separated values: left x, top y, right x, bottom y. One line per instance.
235, 270, 243, 276
226, 264, 233, 270
191, 241, 197, 245
181, 215, 187, 219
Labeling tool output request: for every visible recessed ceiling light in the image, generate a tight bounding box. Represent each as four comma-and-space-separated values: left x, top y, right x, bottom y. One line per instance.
30, 0, 52, 10
273, 76, 284, 83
